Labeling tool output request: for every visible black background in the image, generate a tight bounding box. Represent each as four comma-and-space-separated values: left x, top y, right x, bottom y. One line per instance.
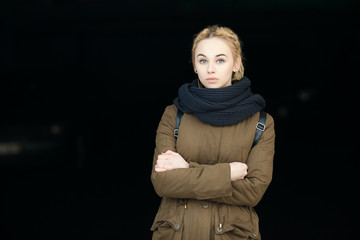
1, 1, 359, 239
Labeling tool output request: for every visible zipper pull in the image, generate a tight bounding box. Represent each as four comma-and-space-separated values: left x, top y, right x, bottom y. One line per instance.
216, 223, 223, 233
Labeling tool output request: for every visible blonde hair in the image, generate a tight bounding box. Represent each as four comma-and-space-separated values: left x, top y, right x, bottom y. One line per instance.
191, 25, 245, 80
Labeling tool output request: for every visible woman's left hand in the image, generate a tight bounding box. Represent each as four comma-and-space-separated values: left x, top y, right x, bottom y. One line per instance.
155, 150, 189, 172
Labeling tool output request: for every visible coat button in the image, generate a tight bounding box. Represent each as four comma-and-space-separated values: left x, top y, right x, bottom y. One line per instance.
216, 227, 223, 233
174, 223, 180, 230
202, 203, 209, 209
253, 232, 258, 237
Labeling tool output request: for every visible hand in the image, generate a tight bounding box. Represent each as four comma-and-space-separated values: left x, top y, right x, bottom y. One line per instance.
154, 150, 189, 172
229, 162, 248, 181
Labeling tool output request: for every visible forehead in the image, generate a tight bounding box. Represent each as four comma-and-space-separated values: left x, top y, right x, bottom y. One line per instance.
195, 38, 232, 56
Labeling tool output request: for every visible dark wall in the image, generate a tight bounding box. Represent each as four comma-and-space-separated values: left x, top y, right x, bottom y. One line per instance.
1, 1, 358, 239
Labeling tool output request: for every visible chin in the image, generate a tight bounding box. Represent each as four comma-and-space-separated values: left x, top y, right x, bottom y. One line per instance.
204, 82, 229, 89
199, 78, 232, 89
199, 80, 221, 89
204, 84, 221, 89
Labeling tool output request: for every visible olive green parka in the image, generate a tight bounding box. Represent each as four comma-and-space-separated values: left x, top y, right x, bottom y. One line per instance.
151, 104, 275, 240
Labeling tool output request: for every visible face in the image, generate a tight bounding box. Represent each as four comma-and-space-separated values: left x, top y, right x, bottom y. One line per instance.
194, 38, 240, 88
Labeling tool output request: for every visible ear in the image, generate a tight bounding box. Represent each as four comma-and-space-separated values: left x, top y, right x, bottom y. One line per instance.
233, 56, 241, 72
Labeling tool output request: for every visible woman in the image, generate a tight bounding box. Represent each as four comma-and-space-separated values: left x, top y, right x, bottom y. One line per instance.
151, 25, 275, 240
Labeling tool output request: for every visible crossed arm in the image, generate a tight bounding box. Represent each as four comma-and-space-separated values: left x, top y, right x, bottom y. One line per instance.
151, 105, 275, 207
155, 150, 248, 182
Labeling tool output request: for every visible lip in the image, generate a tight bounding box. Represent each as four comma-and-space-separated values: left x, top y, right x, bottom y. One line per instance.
206, 77, 219, 82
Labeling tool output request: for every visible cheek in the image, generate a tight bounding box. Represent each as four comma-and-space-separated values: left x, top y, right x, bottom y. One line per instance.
195, 65, 206, 77
194, 62, 202, 72
220, 64, 235, 77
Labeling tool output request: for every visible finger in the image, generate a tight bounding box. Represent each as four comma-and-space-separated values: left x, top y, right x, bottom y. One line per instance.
164, 150, 177, 155
158, 155, 167, 159
156, 159, 167, 166
154, 166, 167, 172
158, 160, 170, 169
243, 163, 248, 169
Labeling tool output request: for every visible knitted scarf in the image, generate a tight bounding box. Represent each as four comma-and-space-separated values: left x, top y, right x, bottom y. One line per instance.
173, 77, 265, 126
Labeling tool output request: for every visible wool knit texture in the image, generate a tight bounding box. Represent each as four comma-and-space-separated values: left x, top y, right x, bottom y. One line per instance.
173, 77, 265, 126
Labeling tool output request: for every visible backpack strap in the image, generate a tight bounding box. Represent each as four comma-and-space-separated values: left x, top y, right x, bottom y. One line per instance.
174, 109, 184, 139
252, 111, 266, 147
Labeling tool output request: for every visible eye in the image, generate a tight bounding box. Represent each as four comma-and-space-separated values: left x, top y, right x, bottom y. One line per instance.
217, 59, 225, 63
199, 59, 207, 64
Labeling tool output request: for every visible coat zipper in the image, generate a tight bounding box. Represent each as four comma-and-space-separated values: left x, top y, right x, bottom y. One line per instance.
217, 203, 224, 233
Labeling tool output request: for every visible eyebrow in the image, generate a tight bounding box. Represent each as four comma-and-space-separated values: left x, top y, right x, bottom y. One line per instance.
197, 53, 228, 58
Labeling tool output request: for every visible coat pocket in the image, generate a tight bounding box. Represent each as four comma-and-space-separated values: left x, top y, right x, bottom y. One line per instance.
215, 224, 260, 240
151, 198, 185, 240
151, 219, 183, 240
215, 224, 249, 240
215, 205, 260, 240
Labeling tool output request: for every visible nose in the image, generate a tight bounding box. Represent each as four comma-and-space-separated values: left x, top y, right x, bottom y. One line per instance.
207, 61, 215, 74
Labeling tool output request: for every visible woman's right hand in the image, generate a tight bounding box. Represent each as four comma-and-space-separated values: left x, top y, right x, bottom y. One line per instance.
229, 162, 248, 181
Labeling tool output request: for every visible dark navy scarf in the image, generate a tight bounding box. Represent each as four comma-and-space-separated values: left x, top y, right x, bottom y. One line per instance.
173, 77, 265, 126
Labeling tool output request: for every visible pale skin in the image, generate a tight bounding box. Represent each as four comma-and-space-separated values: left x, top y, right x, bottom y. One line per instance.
154, 37, 248, 181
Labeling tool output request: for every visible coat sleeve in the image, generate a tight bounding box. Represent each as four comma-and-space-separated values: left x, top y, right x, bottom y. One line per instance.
209, 114, 275, 207
151, 105, 233, 199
